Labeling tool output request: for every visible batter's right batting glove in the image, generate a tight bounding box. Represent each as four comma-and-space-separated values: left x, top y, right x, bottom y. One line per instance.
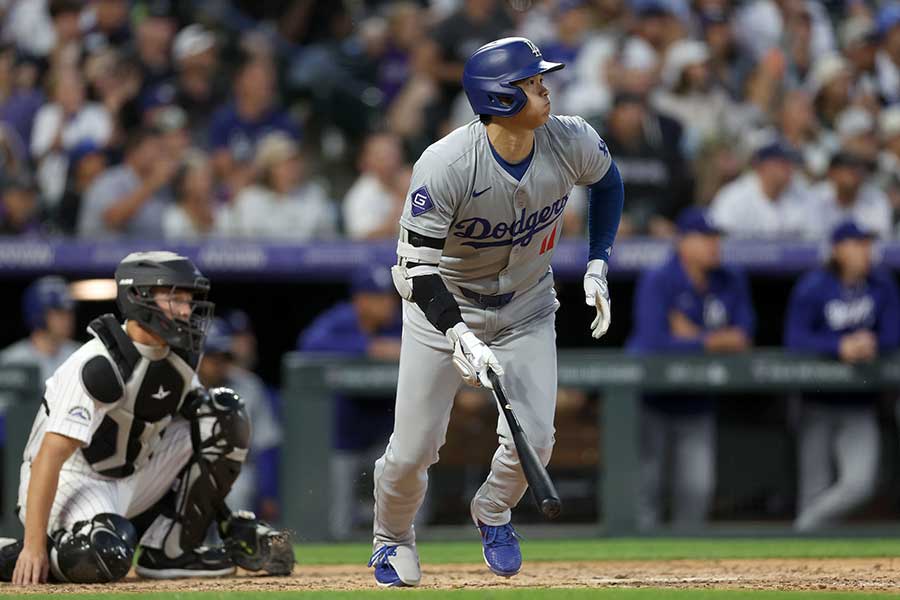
584, 259, 611, 339
446, 322, 504, 388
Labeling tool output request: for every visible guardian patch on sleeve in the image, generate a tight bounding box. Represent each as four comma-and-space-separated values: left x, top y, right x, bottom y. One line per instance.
410, 186, 434, 217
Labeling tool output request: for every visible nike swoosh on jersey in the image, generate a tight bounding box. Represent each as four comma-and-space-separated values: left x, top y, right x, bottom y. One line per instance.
472, 187, 492, 197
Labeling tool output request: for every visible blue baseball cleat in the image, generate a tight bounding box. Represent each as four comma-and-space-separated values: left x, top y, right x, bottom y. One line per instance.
367, 544, 421, 587
478, 522, 522, 577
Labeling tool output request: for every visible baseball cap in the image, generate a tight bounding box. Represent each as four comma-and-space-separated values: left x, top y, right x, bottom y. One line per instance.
351, 265, 394, 295
676, 207, 720, 235
69, 140, 104, 166
753, 139, 802, 164
203, 317, 234, 355
828, 150, 873, 172
173, 24, 216, 63
831, 221, 876, 244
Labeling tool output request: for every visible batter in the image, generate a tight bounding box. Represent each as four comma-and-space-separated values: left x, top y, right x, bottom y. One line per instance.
368, 37, 624, 586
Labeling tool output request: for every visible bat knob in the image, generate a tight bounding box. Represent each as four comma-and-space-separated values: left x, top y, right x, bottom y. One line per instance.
541, 498, 561, 520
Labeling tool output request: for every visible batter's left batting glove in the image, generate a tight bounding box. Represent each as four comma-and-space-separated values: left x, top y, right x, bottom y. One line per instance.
446, 322, 504, 388
584, 259, 611, 339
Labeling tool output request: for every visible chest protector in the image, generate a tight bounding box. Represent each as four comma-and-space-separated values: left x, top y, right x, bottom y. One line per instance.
81, 314, 194, 478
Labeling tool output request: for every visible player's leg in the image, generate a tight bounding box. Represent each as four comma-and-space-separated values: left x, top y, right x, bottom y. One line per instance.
671, 410, 716, 529
637, 404, 668, 530
2, 466, 135, 583
133, 389, 293, 578
795, 405, 879, 530
794, 402, 834, 530
371, 301, 462, 586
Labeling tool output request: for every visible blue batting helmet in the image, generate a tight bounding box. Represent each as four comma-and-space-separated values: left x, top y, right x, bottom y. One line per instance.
462, 37, 564, 117
22, 276, 74, 331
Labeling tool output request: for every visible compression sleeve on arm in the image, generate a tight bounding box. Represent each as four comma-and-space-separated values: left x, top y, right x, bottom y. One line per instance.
587, 161, 624, 262
400, 229, 463, 334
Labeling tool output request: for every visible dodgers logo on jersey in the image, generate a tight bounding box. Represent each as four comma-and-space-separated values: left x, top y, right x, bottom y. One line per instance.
410, 186, 434, 217
453, 194, 569, 249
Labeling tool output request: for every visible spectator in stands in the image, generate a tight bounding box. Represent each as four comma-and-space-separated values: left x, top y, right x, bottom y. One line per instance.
57, 140, 107, 234
151, 104, 191, 163
653, 39, 742, 155
700, 8, 748, 101
785, 221, 900, 531
0, 45, 45, 152
163, 150, 227, 240
419, 0, 514, 136
628, 208, 755, 530
47, 0, 84, 69
778, 89, 829, 177
810, 54, 854, 132
0, 175, 40, 235
876, 106, 900, 228
229, 132, 336, 239
601, 92, 692, 237
297, 265, 402, 540
83, 48, 143, 140
343, 132, 406, 240
82, 0, 133, 52
834, 106, 879, 165
77, 126, 176, 238
806, 151, 891, 240
209, 57, 300, 195
733, 0, 835, 63
134, 3, 176, 94
198, 318, 282, 522
841, 16, 879, 106
171, 24, 222, 145
875, 3, 900, 105
709, 138, 812, 238
30, 66, 112, 207
0, 276, 78, 386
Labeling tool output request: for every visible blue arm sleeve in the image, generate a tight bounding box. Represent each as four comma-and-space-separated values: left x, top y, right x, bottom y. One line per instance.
876, 274, 900, 353
631, 271, 705, 353
587, 161, 624, 262
784, 280, 841, 356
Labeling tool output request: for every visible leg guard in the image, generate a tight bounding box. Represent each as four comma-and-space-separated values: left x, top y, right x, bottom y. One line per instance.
51, 513, 137, 583
143, 387, 250, 559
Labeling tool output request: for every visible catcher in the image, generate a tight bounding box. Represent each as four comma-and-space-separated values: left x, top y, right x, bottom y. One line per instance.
0, 251, 293, 584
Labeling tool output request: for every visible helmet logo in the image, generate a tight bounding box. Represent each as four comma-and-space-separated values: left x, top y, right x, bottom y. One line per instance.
525, 39, 541, 57
118, 278, 133, 285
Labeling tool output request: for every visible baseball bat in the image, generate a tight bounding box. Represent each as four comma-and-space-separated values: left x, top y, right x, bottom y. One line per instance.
486, 369, 561, 520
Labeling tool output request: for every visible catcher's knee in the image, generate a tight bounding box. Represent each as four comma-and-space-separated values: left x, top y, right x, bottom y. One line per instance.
51, 513, 137, 583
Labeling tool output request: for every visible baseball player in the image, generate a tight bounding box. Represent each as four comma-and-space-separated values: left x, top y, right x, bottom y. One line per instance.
0, 251, 293, 585
785, 221, 900, 531
627, 208, 755, 529
0, 277, 80, 387
368, 37, 623, 586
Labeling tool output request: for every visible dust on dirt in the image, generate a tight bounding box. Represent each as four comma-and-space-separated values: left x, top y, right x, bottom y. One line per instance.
4, 558, 900, 593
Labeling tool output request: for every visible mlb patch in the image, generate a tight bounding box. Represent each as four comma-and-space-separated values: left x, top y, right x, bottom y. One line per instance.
410, 186, 434, 217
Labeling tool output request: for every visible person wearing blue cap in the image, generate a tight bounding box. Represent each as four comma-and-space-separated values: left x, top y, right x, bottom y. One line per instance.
709, 138, 814, 239
627, 207, 755, 529
197, 317, 282, 523
296, 265, 402, 540
0, 277, 79, 386
785, 221, 900, 531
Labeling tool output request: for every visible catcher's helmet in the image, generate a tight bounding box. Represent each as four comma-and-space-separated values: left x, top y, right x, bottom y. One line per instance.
115, 251, 213, 354
462, 37, 564, 117
22, 276, 74, 331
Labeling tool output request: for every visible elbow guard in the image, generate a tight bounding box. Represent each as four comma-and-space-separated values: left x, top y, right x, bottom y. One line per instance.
411, 274, 463, 334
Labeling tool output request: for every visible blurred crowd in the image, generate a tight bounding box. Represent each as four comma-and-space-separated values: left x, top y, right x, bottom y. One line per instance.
4, 0, 900, 240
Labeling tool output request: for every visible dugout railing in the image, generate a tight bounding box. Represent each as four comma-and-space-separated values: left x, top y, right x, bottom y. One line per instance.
0, 365, 42, 537
281, 350, 900, 541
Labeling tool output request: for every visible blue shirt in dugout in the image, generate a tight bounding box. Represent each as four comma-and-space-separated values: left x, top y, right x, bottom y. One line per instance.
627, 252, 756, 414
297, 302, 402, 451
785, 266, 900, 405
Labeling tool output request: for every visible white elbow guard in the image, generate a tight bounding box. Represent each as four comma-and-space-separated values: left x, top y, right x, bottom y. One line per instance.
391, 265, 414, 301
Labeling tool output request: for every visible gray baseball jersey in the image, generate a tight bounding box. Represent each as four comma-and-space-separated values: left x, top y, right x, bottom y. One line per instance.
0, 338, 80, 390
374, 115, 613, 545
400, 115, 611, 295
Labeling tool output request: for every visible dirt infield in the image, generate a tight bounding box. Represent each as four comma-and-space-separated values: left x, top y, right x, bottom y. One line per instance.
3, 558, 900, 594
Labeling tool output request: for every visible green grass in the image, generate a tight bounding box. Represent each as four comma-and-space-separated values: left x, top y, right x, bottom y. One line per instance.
295, 538, 900, 566
25, 590, 900, 599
